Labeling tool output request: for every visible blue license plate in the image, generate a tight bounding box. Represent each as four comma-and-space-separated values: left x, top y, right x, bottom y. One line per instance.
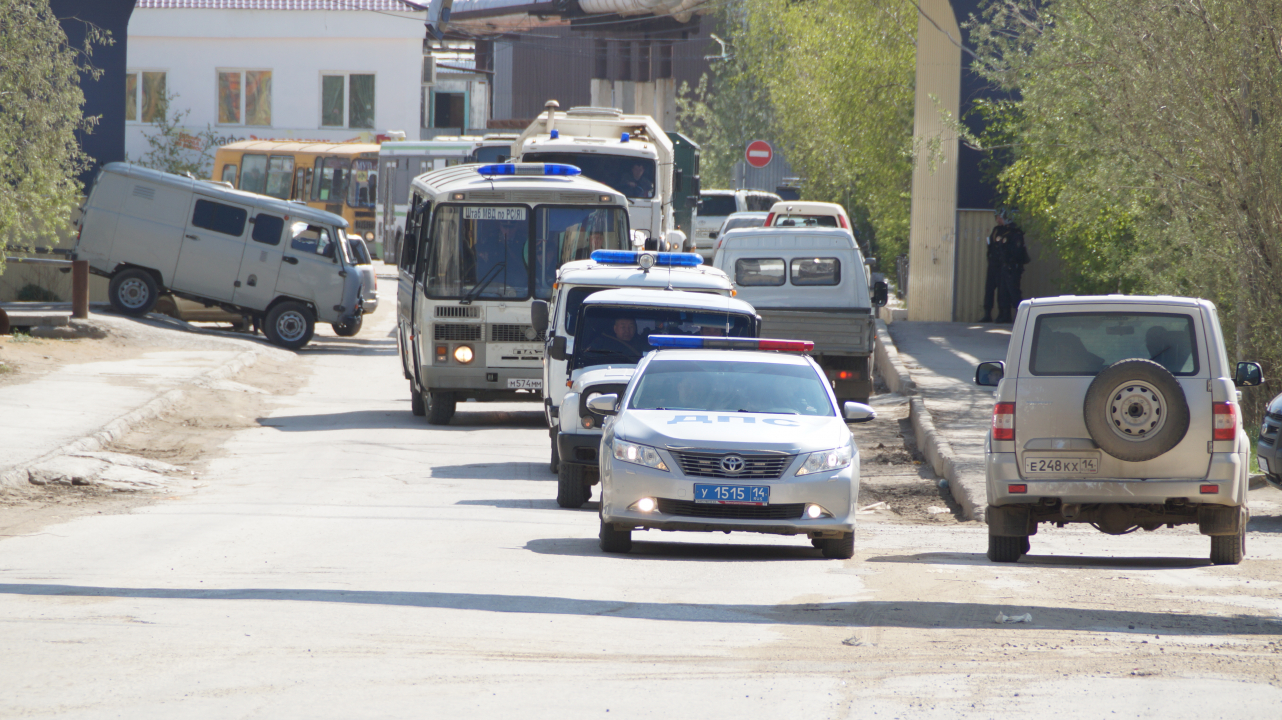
694, 484, 770, 505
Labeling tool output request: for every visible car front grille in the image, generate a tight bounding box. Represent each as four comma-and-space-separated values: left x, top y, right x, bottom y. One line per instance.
672, 451, 793, 480
656, 499, 805, 520
434, 323, 483, 341
490, 323, 544, 343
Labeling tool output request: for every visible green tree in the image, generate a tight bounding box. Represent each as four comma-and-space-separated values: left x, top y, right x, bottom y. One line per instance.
131, 90, 221, 178
0, 0, 108, 273
969, 0, 1282, 411
679, 1, 917, 259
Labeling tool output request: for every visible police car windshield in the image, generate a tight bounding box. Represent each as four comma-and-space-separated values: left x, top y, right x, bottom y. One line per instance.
573, 308, 756, 370
630, 359, 834, 416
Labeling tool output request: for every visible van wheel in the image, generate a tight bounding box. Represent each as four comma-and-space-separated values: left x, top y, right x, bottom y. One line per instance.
1210, 529, 1245, 565
426, 391, 455, 425
264, 301, 315, 350
599, 517, 633, 553
557, 461, 590, 508
549, 434, 560, 474
821, 533, 855, 559
987, 533, 1026, 563
108, 268, 159, 316
410, 382, 425, 417
1084, 359, 1190, 462
331, 314, 362, 337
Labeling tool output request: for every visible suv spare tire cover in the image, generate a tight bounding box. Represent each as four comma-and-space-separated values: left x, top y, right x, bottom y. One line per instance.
1084, 358, 1190, 462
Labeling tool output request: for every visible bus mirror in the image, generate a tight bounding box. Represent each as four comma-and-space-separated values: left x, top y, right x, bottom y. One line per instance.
550, 335, 568, 361
531, 300, 549, 334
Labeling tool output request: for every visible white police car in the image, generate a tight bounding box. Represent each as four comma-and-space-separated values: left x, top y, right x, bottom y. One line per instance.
589, 336, 876, 558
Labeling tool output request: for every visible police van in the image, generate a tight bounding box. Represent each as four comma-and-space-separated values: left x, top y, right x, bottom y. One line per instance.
74, 162, 363, 349
396, 163, 631, 424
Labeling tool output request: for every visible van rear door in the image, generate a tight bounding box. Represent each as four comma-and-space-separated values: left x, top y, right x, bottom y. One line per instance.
232, 212, 286, 311
174, 196, 253, 303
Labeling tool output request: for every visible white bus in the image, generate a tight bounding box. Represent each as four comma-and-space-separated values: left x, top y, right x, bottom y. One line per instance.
377, 135, 518, 264
396, 162, 632, 424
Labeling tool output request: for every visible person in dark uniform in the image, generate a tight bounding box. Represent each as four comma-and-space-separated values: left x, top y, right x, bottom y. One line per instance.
997, 211, 1030, 323
980, 212, 1008, 323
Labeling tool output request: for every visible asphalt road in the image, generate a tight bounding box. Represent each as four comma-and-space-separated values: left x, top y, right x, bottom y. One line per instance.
2, 295, 1281, 718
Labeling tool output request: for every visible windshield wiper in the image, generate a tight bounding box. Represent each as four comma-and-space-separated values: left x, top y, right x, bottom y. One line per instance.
461, 263, 505, 306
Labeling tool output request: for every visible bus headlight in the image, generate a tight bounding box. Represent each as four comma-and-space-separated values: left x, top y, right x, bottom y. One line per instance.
365, 231, 374, 242
453, 345, 475, 364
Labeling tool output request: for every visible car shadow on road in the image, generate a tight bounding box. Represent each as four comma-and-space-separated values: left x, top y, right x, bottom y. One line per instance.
455, 498, 563, 509
525, 536, 823, 561
868, 552, 1221, 569
257, 407, 546, 431
2, 583, 1277, 635
432, 463, 554, 481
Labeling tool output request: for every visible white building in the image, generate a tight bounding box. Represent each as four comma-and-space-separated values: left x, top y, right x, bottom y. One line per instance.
125, 0, 428, 164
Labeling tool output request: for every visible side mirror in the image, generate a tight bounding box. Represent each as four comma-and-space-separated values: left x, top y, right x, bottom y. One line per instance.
975, 361, 1005, 387
673, 168, 683, 192
871, 281, 889, 308
865, 257, 878, 270
1235, 361, 1264, 387
549, 335, 568, 362
587, 393, 618, 416
530, 300, 549, 335
843, 402, 876, 423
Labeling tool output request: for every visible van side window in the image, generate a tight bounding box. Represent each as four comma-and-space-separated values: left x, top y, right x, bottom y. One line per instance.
221, 164, 237, 185
251, 214, 284, 246
291, 222, 334, 258
791, 257, 841, 286
400, 196, 428, 273
241, 154, 268, 194
735, 258, 786, 286
192, 199, 248, 236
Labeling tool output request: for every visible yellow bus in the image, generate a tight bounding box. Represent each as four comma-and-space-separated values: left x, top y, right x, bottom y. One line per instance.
212, 140, 381, 252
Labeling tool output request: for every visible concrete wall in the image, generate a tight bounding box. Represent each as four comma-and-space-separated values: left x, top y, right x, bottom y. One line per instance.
125, 8, 425, 163
953, 209, 1064, 323
906, 0, 962, 321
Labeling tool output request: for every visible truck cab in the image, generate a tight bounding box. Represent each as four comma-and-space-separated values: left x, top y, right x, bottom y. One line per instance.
714, 227, 888, 403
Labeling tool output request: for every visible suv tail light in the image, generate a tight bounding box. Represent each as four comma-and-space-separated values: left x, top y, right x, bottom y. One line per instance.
992, 402, 1015, 441
1213, 402, 1237, 441
763, 212, 775, 226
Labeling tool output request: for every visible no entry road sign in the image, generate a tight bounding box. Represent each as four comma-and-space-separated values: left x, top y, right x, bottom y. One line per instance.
745, 140, 773, 169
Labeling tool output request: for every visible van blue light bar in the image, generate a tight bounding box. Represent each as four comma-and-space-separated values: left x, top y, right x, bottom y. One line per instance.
477, 163, 582, 176
647, 335, 815, 352
589, 250, 703, 267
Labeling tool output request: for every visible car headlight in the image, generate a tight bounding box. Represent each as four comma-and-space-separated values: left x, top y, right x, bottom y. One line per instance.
796, 444, 853, 476
613, 439, 669, 472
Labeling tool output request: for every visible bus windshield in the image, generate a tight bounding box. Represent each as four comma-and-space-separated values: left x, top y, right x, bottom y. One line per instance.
426, 204, 628, 301
521, 152, 656, 199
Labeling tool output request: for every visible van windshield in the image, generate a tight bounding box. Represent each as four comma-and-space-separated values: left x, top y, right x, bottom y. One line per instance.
573, 305, 755, 370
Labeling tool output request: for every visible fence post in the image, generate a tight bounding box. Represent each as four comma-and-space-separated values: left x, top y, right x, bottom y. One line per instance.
72, 260, 89, 319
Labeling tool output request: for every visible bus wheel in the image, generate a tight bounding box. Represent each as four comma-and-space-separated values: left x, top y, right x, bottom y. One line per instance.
426, 391, 455, 425
411, 382, 426, 417
264, 301, 315, 350
108, 268, 159, 316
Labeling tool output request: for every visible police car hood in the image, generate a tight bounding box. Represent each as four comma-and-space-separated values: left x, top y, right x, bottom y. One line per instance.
615, 410, 848, 454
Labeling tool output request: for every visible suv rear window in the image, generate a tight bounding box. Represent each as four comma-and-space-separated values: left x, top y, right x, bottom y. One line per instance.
1029, 312, 1199, 376
700, 195, 737, 217
735, 258, 785, 286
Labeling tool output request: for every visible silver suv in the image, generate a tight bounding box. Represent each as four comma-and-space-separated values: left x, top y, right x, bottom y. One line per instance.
975, 296, 1263, 565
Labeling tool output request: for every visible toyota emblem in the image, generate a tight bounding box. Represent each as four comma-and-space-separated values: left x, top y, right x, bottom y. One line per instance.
719, 454, 746, 474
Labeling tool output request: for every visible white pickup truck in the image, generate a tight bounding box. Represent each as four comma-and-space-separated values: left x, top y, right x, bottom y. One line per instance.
714, 227, 888, 403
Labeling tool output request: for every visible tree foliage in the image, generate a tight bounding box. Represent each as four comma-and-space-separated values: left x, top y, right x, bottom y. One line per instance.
970, 0, 1282, 411
0, 0, 107, 272
131, 91, 221, 178
678, 1, 917, 259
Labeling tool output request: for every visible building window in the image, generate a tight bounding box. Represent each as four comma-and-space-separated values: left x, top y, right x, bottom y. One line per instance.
433, 92, 465, 129
321, 73, 375, 129
218, 69, 272, 126
125, 71, 167, 123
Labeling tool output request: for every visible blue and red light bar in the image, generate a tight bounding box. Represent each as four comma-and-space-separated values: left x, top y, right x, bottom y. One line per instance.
647, 335, 815, 352
590, 250, 703, 267
477, 163, 582, 176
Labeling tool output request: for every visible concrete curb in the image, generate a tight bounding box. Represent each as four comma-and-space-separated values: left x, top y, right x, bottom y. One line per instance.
0, 347, 266, 492
873, 321, 983, 521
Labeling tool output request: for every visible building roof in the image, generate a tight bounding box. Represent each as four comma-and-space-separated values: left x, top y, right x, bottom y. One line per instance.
135, 1, 426, 10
